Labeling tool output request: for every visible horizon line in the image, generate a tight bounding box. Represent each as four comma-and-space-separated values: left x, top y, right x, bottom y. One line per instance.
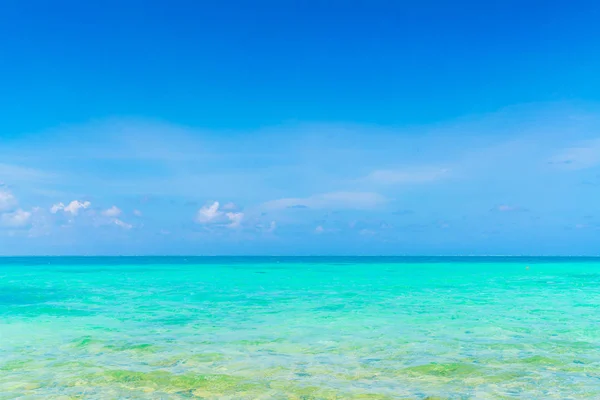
2, 255, 600, 258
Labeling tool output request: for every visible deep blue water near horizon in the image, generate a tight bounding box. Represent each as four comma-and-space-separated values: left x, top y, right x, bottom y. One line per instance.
4, 255, 600, 265
1, 256, 600, 399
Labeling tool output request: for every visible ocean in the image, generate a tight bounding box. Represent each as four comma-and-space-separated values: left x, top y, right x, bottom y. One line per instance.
1, 257, 599, 399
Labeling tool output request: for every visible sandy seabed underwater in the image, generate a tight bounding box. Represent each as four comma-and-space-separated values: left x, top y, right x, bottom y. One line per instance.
1, 256, 600, 399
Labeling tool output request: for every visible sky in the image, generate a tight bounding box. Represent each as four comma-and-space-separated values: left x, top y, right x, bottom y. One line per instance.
1, 1, 600, 255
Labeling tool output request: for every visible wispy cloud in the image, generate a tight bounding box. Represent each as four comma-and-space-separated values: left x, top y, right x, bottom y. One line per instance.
102, 206, 122, 217
287, 204, 310, 209
222, 202, 237, 210
0, 189, 40, 232
0, 189, 17, 212
254, 220, 277, 233
1, 208, 31, 228
314, 224, 341, 234
225, 212, 244, 228
550, 139, 600, 170
264, 192, 388, 210
2, 102, 600, 254
0, 163, 56, 183
492, 205, 527, 213
113, 219, 133, 230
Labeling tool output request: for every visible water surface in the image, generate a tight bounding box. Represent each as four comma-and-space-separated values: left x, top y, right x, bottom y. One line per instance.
1, 257, 599, 399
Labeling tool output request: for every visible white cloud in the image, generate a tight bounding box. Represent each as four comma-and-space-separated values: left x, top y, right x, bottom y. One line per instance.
195, 201, 244, 228
264, 191, 387, 210
65, 200, 91, 215
102, 205, 122, 217
366, 167, 449, 184
50, 202, 64, 213
52, 200, 91, 215
133, 209, 143, 217
114, 219, 132, 230
1, 208, 32, 228
226, 212, 244, 228
315, 225, 325, 234
267, 221, 277, 233
196, 201, 222, 223
0, 189, 17, 212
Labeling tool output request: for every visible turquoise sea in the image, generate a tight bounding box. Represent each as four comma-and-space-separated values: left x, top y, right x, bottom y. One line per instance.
1, 257, 600, 399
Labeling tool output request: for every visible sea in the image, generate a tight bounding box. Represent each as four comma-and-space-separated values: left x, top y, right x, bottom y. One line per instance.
1, 256, 599, 399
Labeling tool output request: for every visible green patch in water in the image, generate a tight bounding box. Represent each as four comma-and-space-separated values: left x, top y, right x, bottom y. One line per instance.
105, 343, 158, 353
269, 382, 340, 399
150, 352, 227, 367
267, 381, 397, 399
520, 355, 563, 366
87, 369, 260, 394
49, 360, 98, 369
248, 366, 292, 379
0, 359, 31, 371
403, 362, 481, 378
189, 352, 227, 362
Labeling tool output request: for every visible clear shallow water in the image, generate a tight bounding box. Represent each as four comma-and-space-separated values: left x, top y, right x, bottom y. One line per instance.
1, 257, 600, 399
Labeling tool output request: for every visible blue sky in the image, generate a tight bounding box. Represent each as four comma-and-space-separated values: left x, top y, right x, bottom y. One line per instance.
1, 1, 600, 255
